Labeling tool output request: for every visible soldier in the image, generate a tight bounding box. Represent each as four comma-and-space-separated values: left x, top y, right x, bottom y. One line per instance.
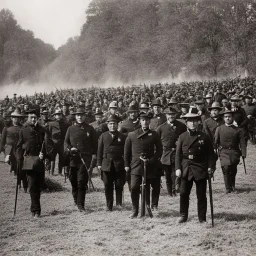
139, 102, 150, 113
46, 109, 69, 175
16, 109, 46, 218
214, 85, 227, 104
97, 115, 126, 211
203, 102, 224, 146
243, 95, 256, 144
0, 109, 28, 191
64, 107, 97, 212
89, 109, 108, 177
204, 94, 213, 107
230, 95, 249, 143
175, 107, 215, 223
156, 108, 187, 196
119, 105, 141, 136
124, 112, 163, 218
215, 110, 247, 193
195, 99, 210, 131
150, 99, 166, 131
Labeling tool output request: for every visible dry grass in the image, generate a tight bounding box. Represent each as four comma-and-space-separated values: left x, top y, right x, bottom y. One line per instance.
0, 144, 256, 256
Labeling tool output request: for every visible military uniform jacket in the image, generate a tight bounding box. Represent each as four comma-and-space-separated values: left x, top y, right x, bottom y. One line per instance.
64, 122, 97, 167
124, 128, 163, 178
47, 120, 69, 145
119, 118, 141, 136
16, 122, 46, 172
0, 124, 23, 156
175, 131, 215, 180
214, 124, 246, 166
97, 131, 126, 172
203, 116, 224, 148
150, 113, 167, 131
232, 107, 248, 128
156, 120, 187, 165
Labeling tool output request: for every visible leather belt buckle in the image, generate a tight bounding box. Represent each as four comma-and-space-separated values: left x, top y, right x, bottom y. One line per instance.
188, 155, 194, 160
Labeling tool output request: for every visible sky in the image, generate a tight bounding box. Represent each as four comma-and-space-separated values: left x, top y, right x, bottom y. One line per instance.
0, 0, 92, 49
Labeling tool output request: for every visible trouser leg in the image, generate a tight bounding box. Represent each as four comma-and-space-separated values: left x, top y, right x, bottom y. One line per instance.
164, 165, 173, 196
151, 175, 161, 208
222, 165, 232, 193
179, 178, 193, 219
102, 171, 114, 211
77, 164, 88, 210
27, 171, 45, 214
69, 167, 78, 204
195, 178, 207, 222
114, 170, 126, 206
230, 164, 238, 191
131, 175, 141, 214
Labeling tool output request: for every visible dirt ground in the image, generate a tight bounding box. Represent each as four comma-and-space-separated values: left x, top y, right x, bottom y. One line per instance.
0, 145, 256, 256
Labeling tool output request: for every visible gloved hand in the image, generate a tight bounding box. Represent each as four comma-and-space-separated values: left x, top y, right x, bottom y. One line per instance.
5, 155, 10, 163
208, 168, 213, 178
125, 167, 130, 173
39, 152, 44, 160
70, 147, 78, 154
176, 169, 181, 177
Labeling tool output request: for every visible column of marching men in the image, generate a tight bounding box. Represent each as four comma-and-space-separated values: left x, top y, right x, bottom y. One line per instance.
0, 93, 250, 222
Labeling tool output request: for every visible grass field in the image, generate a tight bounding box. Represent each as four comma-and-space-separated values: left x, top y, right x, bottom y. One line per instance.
0, 145, 256, 256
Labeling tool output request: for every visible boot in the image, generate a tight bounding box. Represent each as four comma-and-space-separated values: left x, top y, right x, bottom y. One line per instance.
50, 161, 55, 175
223, 174, 232, 193
130, 193, 139, 218
77, 190, 85, 211
178, 214, 188, 223
58, 166, 63, 176
166, 184, 173, 196
105, 189, 113, 211
116, 189, 123, 207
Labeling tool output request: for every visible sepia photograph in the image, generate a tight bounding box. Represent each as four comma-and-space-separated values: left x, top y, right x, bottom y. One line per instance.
0, 0, 256, 255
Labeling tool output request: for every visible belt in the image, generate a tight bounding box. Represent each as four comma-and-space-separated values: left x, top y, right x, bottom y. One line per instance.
220, 146, 239, 150
182, 154, 201, 160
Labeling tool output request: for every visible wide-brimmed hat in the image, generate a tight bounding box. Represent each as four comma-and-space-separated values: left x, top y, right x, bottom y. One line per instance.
72, 107, 85, 115
127, 105, 139, 113
230, 95, 241, 102
208, 102, 223, 111
220, 109, 233, 115
139, 112, 153, 119
10, 109, 23, 117
106, 114, 121, 123
167, 97, 178, 106
195, 99, 205, 105
26, 109, 37, 115
179, 103, 190, 108
182, 107, 200, 119
204, 94, 212, 99
163, 107, 178, 114
151, 99, 163, 107
139, 102, 149, 110
109, 101, 118, 108
244, 95, 253, 100
94, 108, 104, 116
41, 110, 49, 115
52, 109, 63, 115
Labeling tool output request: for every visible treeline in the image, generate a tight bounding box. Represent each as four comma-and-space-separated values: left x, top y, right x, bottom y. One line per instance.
0, 9, 56, 84
2, 0, 256, 85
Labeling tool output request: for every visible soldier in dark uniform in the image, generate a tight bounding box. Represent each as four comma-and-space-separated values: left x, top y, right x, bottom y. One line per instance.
215, 110, 247, 193
203, 102, 224, 147
16, 109, 46, 218
195, 99, 210, 131
156, 108, 187, 196
64, 107, 97, 212
243, 95, 256, 143
0, 109, 27, 191
175, 107, 215, 223
119, 105, 140, 136
150, 99, 166, 131
97, 115, 126, 211
89, 109, 108, 177
213, 85, 227, 104
124, 112, 163, 218
230, 95, 249, 143
46, 109, 69, 175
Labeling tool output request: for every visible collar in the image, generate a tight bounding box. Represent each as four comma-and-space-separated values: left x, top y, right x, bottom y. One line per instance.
187, 129, 197, 136
225, 123, 233, 127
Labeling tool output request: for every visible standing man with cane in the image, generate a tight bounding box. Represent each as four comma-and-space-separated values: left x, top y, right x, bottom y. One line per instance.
16, 109, 46, 218
175, 107, 215, 224
124, 112, 162, 218
64, 107, 97, 212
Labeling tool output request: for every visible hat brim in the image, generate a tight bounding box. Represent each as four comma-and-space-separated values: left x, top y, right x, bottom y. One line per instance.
208, 107, 222, 111
152, 104, 163, 107
182, 114, 200, 119
72, 112, 85, 115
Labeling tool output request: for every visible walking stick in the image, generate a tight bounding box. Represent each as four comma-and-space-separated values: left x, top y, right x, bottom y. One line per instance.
79, 152, 95, 191
140, 155, 153, 218
208, 176, 214, 227
242, 156, 247, 174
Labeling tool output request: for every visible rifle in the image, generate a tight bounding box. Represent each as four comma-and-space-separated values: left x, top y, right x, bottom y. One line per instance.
140, 154, 153, 218
78, 152, 95, 191
242, 156, 247, 174
208, 175, 214, 227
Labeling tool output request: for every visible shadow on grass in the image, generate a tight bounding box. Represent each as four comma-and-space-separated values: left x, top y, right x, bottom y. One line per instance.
235, 187, 256, 193
42, 177, 70, 193
215, 212, 256, 221
158, 210, 180, 218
